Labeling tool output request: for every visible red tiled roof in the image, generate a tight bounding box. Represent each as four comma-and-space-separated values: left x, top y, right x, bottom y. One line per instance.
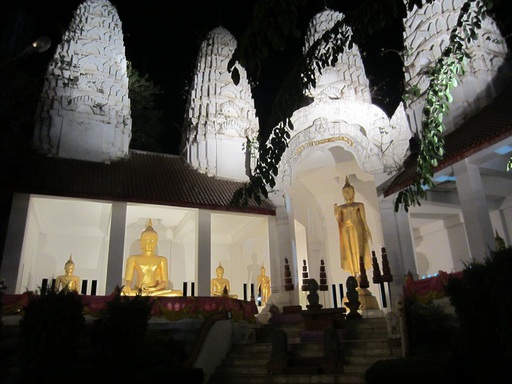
0, 149, 275, 215
382, 86, 512, 197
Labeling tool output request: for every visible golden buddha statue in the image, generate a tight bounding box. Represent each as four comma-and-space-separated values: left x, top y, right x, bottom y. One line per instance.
55, 254, 80, 292
333, 176, 372, 277
211, 262, 237, 298
122, 219, 182, 296
257, 264, 271, 305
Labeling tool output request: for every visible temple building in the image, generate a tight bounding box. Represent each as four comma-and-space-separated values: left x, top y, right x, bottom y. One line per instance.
1, 0, 511, 314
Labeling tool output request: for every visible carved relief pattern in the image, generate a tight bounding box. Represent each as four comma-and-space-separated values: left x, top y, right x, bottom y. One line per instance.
303, 9, 371, 103
403, 0, 508, 135
33, 0, 131, 163
276, 93, 411, 188
187, 27, 258, 140
185, 26, 259, 176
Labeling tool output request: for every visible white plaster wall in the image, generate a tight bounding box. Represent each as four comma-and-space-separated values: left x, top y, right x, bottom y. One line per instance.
215, 136, 248, 181
491, 206, 512, 247
413, 220, 458, 278
18, 204, 46, 293
210, 214, 270, 300
445, 221, 471, 271
18, 196, 111, 294
170, 235, 197, 292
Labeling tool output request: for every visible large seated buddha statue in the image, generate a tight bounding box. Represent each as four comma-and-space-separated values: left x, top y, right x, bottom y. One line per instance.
122, 219, 182, 297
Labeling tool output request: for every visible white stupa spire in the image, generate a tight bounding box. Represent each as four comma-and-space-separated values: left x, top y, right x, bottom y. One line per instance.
402, 0, 509, 135
33, 0, 131, 163
303, 9, 372, 103
184, 26, 259, 180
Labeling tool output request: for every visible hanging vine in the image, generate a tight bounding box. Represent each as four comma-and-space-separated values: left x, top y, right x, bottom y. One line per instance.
395, 0, 495, 212
228, 0, 501, 212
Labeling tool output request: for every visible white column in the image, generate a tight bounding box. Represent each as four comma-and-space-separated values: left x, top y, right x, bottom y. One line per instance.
453, 159, 495, 262
1, 193, 30, 294
378, 194, 418, 305
268, 190, 299, 306
197, 210, 212, 296
106, 201, 127, 294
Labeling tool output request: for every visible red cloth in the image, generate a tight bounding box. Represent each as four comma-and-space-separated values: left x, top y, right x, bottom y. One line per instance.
403, 270, 463, 303
1, 293, 258, 322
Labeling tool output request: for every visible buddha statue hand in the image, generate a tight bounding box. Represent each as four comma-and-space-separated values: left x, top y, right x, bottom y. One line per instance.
121, 284, 133, 295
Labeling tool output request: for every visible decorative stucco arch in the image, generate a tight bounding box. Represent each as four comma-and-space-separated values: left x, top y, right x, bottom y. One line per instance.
276, 98, 411, 189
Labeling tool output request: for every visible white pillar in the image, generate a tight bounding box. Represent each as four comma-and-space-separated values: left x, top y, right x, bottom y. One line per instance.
1, 193, 30, 294
106, 201, 127, 294
378, 194, 418, 305
268, 190, 299, 306
453, 159, 495, 262
197, 210, 212, 296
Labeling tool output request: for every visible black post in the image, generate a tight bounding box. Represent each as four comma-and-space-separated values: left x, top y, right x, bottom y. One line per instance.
91, 280, 97, 295
339, 283, 344, 307
183, 282, 188, 297
243, 283, 247, 301
191, 282, 195, 297
81, 280, 88, 295
379, 282, 387, 308
332, 283, 337, 308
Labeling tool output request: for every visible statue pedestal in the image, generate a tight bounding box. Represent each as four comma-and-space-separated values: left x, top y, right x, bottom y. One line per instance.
342, 288, 380, 311
345, 300, 362, 320
356, 288, 380, 310
300, 307, 346, 342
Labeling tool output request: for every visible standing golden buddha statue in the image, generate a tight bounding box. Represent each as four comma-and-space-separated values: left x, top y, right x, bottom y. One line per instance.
257, 264, 271, 305
334, 176, 379, 310
333, 176, 372, 277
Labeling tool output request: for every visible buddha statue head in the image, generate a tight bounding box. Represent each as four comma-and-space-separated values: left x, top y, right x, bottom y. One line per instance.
140, 219, 158, 254
216, 262, 225, 277
342, 175, 355, 202
141, 218, 158, 238
64, 254, 75, 275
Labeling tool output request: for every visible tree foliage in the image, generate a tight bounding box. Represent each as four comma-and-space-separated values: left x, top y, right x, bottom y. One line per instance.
127, 61, 165, 152
229, 0, 509, 212
444, 246, 512, 382
395, 0, 496, 212
19, 286, 85, 381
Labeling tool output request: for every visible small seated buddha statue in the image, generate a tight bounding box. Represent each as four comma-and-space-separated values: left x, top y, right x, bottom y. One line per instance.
55, 254, 80, 292
211, 262, 238, 298
122, 219, 182, 297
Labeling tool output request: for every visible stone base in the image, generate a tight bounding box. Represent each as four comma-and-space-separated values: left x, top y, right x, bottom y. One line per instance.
301, 307, 346, 331
283, 305, 302, 314
299, 328, 347, 343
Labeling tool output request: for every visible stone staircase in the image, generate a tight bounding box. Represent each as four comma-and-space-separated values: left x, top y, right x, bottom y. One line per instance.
206, 311, 402, 384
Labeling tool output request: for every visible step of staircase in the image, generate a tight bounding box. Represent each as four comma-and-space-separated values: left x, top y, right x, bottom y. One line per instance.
206, 313, 402, 384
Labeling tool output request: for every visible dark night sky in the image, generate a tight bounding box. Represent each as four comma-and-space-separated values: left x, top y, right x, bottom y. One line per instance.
2, 0, 510, 155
